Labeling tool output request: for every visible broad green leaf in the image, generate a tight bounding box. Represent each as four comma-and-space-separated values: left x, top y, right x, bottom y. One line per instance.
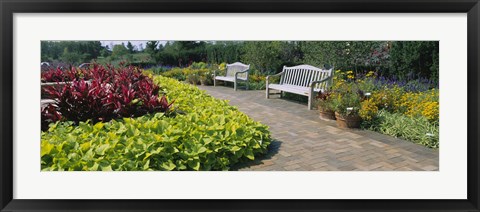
160, 161, 176, 171
95, 144, 110, 156
187, 159, 200, 171
101, 165, 113, 171
41, 141, 54, 157
244, 149, 255, 160
93, 122, 105, 131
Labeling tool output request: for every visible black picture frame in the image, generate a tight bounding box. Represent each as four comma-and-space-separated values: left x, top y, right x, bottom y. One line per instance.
1, 0, 479, 211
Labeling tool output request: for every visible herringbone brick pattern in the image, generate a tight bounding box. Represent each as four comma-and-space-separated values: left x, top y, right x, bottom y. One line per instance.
199, 85, 439, 171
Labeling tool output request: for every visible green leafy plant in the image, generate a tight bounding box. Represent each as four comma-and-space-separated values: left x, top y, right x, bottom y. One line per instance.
362, 110, 438, 148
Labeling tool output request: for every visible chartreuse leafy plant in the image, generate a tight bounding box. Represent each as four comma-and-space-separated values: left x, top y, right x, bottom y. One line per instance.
41, 76, 271, 171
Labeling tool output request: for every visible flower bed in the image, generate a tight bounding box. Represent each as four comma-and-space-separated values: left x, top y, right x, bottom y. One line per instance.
41, 74, 272, 171
316, 70, 439, 148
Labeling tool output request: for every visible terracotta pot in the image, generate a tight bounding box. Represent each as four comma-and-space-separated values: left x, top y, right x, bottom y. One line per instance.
319, 110, 336, 120
335, 112, 362, 128
318, 107, 336, 120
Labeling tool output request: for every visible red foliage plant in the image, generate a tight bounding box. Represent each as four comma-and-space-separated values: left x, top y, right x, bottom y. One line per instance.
41, 64, 173, 130
41, 104, 62, 131
41, 66, 94, 83
316, 90, 332, 101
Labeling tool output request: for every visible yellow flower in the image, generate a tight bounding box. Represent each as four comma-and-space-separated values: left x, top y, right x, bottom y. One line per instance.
346, 70, 353, 74
366, 71, 375, 77
360, 99, 378, 121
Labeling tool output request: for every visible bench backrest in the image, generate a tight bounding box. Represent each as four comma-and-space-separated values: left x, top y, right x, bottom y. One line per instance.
280, 65, 333, 90
226, 62, 250, 79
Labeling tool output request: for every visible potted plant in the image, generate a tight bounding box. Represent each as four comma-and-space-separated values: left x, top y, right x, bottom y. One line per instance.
316, 91, 336, 120
332, 91, 363, 128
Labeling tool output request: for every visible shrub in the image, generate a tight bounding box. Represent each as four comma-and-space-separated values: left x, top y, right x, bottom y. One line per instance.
186, 73, 200, 85
159, 68, 186, 81
217, 63, 226, 69
369, 85, 404, 112
159, 67, 213, 83
42, 64, 173, 127
189, 62, 208, 69
41, 76, 271, 171
249, 74, 266, 83
148, 65, 173, 75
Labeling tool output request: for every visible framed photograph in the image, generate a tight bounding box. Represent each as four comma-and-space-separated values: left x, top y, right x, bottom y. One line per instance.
1, 0, 479, 211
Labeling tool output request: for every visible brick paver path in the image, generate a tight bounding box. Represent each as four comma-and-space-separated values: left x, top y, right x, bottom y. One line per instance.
198, 85, 439, 171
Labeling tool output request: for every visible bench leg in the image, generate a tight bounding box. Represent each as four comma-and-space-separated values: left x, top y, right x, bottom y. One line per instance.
234, 81, 237, 91
246, 81, 249, 90
308, 91, 314, 110
266, 87, 269, 99
214, 79, 216, 87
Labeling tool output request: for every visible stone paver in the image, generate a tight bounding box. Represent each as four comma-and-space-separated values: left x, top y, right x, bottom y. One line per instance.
198, 85, 439, 171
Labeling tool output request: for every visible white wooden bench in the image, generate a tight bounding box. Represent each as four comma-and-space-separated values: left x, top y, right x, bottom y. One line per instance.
214, 62, 250, 91
266, 64, 333, 110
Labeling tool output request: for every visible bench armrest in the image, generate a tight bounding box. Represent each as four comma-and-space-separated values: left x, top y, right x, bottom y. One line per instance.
309, 75, 333, 89
266, 72, 284, 87
266, 71, 284, 84
234, 69, 250, 78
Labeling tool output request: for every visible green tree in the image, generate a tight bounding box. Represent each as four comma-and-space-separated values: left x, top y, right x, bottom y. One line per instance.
145, 41, 159, 55
41, 41, 105, 63
301, 41, 387, 72
206, 41, 244, 64
111, 44, 129, 59
389, 41, 439, 81
60, 47, 85, 65
242, 41, 285, 73
126, 41, 135, 54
